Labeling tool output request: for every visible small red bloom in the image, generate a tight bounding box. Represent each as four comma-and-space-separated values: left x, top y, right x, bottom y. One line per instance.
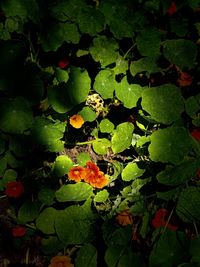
191, 129, 200, 141
152, 208, 178, 231
12, 225, 26, 237
167, 2, 177, 15
58, 59, 70, 69
5, 181, 24, 198
177, 71, 193, 87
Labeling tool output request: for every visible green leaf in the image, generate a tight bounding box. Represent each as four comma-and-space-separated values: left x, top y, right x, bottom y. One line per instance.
18, 200, 40, 223
92, 138, 111, 155
113, 56, 129, 75
55, 182, 93, 202
54, 68, 69, 83
99, 119, 114, 133
105, 245, 124, 267
136, 27, 162, 56
94, 190, 109, 202
0, 24, 10, 40
185, 94, 200, 118
187, 0, 200, 8
89, 36, 119, 67
52, 155, 73, 177
170, 17, 189, 37
116, 78, 143, 108
77, 7, 105, 35
111, 122, 134, 153
55, 205, 95, 244
190, 238, 200, 263
75, 243, 97, 267
41, 22, 80, 52
130, 56, 161, 76
0, 157, 7, 177
141, 84, 184, 124
38, 188, 55, 206
0, 139, 6, 155
79, 106, 97, 122
149, 230, 188, 267
117, 249, 146, 267
41, 236, 65, 255
149, 127, 193, 164
5, 17, 19, 32
122, 163, 145, 181
0, 97, 33, 134
93, 69, 116, 99
77, 152, 91, 166
157, 159, 200, 186
36, 207, 57, 234
9, 135, 32, 157
176, 186, 200, 223
67, 67, 90, 104
163, 39, 197, 69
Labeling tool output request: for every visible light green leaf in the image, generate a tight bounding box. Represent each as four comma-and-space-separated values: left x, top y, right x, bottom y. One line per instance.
122, 163, 145, 181
75, 243, 97, 267
149, 127, 193, 164
99, 119, 114, 133
36, 207, 57, 234
54, 68, 69, 83
116, 77, 143, 108
176, 186, 200, 223
130, 56, 161, 76
52, 155, 73, 177
163, 39, 197, 69
113, 56, 128, 75
92, 138, 111, 155
93, 69, 116, 99
79, 106, 97, 122
111, 122, 134, 153
55, 182, 93, 202
94, 190, 109, 202
141, 84, 184, 124
0, 97, 33, 134
89, 36, 119, 67
18, 200, 40, 223
77, 152, 91, 166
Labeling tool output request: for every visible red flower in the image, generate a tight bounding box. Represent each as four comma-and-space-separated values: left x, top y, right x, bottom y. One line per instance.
68, 166, 87, 182
5, 181, 24, 198
152, 208, 178, 231
177, 71, 193, 87
12, 225, 26, 237
191, 129, 200, 141
58, 59, 70, 69
167, 2, 177, 15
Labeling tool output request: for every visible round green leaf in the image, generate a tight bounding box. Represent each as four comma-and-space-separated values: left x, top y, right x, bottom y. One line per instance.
75, 244, 97, 267
52, 155, 73, 177
111, 122, 134, 154
41, 236, 65, 255
76, 152, 91, 166
99, 119, 114, 133
92, 138, 111, 155
38, 188, 55, 206
122, 163, 145, 181
0, 97, 33, 134
55, 182, 93, 202
149, 127, 193, 164
54, 68, 69, 83
163, 39, 197, 69
141, 84, 184, 124
36, 207, 57, 234
0, 139, 5, 155
94, 190, 109, 203
18, 200, 40, 223
130, 56, 161, 77
79, 106, 97, 122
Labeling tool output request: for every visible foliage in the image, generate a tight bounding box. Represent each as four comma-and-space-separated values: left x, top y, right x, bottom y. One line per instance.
0, 0, 200, 266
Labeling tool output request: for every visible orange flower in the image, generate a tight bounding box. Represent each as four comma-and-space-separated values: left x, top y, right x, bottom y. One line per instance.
68, 166, 87, 182
167, 1, 177, 15
69, 114, 84, 129
116, 209, 133, 226
48, 255, 74, 267
84, 162, 109, 188
177, 71, 193, 87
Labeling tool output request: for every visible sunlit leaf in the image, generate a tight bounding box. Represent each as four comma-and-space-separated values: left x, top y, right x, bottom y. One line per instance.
99, 119, 114, 133
92, 138, 111, 155
52, 155, 73, 177
122, 163, 145, 181
79, 106, 97, 122
94, 190, 109, 203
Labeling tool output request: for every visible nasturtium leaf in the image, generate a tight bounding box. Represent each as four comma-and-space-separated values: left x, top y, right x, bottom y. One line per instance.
176, 186, 200, 223
77, 152, 91, 166
149, 230, 188, 267
170, 17, 189, 37
54, 68, 69, 83
55, 205, 95, 244
5, 151, 23, 169
105, 245, 124, 267
55, 182, 93, 202
149, 127, 193, 164
36, 207, 57, 234
92, 138, 111, 155
0, 139, 5, 155
113, 56, 128, 75
75, 243, 97, 267
48, 83, 73, 113
163, 39, 197, 69
93, 69, 116, 99
41, 22, 80, 52
122, 163, 145, 181
89, 36, 119, 67
67, 67, 90, 104
0, 97, 33, 134
79, 106, 97, 122
187, 0, 200, 8
18, 200, 40, 223
38, 188, 55, 206
0, 157, 7, 177
41, 236, 65, 255
99, 119, 114, 133
0, 23, 10, 40
94, 190, 109, 203
77, 7, 105, 35
157, 159, 200, 186
117, 249, 146, 267
185, 94, 200, 118
141, 84, 184, 124
9, 135, 31, 157
52, 155, 73, 177
130, 56, 161, 77
115, 78, 143, 108
136, 27, 162, 56
190, 238, 200, 263
0, 169, 17, 188
111, 122, 134, 154
5, 17, 19, 32
156, 187, 181, 201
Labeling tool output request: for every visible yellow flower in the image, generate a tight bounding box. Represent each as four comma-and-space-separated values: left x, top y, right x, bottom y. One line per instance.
69, 114, 84, 129
48, 255, 74, 267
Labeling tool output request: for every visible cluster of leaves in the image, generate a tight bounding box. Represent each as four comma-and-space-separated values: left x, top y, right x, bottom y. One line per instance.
0, 0, 200, 266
